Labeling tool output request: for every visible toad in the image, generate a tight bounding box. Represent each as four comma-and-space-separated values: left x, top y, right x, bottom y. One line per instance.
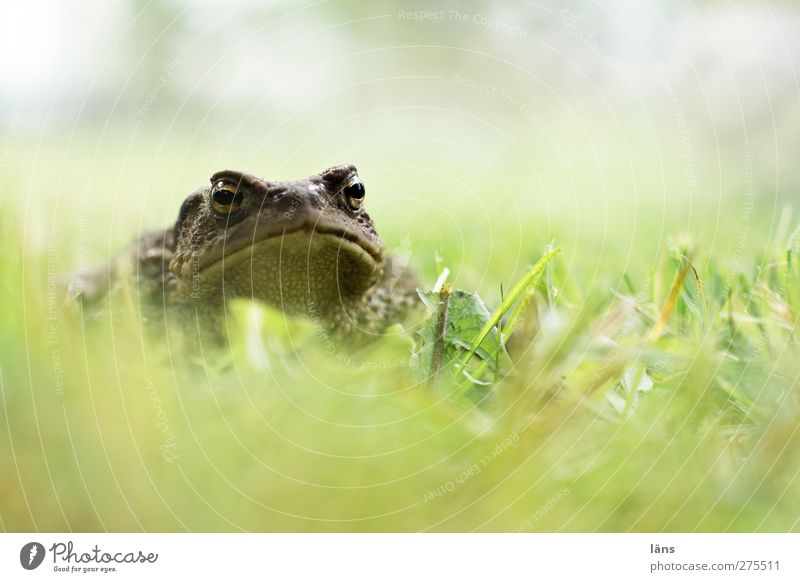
69, 165, 419, 340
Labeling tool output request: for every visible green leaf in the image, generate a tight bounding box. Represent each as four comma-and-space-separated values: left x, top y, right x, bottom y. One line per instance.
412, 246, 561, 398
412, 287, 509, 393
458, 246, 560, 370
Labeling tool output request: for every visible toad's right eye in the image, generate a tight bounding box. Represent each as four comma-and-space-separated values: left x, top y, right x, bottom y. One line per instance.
211, 181, 244, 214
339, 174, 365, 212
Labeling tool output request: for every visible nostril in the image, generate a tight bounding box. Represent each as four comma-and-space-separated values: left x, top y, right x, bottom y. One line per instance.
303, 195, 321, 212
302, 189, 323, 209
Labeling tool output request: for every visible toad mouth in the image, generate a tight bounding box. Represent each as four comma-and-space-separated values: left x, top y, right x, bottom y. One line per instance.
196, 219, 384, 273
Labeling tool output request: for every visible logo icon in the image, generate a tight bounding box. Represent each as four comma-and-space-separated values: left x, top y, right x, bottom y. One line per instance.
20, 542, 46, 570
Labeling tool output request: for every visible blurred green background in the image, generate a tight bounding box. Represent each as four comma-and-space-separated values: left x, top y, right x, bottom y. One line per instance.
1, 0, 799, 531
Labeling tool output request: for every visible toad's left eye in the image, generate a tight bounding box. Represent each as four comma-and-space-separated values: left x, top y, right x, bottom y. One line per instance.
341, 175, 365, 211
211, 180, 244, 214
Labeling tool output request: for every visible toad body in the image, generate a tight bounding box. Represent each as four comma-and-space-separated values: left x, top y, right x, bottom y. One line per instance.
70, 165, 419, 339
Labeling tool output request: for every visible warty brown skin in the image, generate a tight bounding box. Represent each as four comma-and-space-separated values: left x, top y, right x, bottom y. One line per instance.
68, 165, 419, 340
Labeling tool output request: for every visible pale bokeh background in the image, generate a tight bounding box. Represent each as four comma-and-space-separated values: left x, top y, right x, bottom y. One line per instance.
2, 0, 799, 291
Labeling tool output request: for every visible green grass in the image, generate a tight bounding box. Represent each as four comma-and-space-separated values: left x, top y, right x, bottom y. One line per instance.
1, 132, 799, 532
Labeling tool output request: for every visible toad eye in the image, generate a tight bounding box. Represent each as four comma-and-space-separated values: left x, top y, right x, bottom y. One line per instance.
341, 174, 365, 211
211, 180, 244, 214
